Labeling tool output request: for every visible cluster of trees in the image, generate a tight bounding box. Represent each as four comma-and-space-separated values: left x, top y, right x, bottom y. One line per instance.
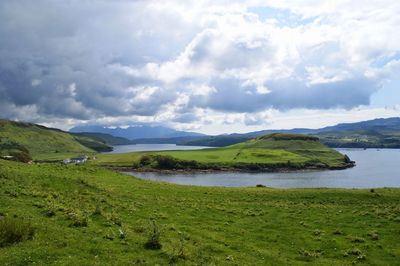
136, 155, 333, 171
0, 139, 32, 163
139, 155, 203, 170
260, 133, 319, 141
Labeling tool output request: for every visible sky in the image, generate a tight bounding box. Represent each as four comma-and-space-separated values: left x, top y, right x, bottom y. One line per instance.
0, 0, 399, 135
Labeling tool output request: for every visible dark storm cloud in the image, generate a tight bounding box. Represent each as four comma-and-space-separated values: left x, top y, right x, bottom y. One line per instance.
0, 0, 189, 121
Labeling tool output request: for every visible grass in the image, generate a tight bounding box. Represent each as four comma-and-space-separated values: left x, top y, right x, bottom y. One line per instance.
0, 217, 35, 248
0, 159, 399, 265
93, 133, 349, 169
0, 120, 110, 160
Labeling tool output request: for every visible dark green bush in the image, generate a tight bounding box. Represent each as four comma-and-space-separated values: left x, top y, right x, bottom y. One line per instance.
0, 139, 32, 163
260, 133, 319, 141
154, 155, 179, 169
139, 155, 153, 166
9, 151, 32, 163
0, 217, 35, 247
144, 220, 162, 250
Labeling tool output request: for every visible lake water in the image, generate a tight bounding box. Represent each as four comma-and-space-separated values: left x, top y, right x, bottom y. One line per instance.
105, 143, 212, 154
124, 148, 400, 188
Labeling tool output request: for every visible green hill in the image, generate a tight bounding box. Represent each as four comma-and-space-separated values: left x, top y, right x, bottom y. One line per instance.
0, 120, 112, 160
72, 132, 132, 146
95, 133, 353, 170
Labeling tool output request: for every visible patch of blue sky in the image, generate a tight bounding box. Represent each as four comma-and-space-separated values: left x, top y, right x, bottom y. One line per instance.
371, 77, 400, 107
371, 52, 400, 68
248, 6, 316, 27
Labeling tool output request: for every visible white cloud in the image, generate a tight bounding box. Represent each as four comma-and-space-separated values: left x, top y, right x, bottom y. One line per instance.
0, 0, 399, 133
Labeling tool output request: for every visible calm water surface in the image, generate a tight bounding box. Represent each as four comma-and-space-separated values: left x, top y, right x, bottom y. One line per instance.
105, 143, 212, 154
125, 148, 400, 188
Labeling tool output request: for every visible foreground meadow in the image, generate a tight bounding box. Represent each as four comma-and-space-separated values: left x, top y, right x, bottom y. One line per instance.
0, 159, 399, 265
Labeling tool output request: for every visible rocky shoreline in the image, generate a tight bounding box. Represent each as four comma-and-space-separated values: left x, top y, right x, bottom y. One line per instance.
109, 161, 355, 174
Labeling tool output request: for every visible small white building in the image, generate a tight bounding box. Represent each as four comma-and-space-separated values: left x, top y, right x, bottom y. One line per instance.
70, 155, 88, 164
63, 155, 88, 165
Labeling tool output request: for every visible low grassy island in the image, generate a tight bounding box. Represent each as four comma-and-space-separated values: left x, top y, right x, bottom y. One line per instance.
95, 133, 355, 172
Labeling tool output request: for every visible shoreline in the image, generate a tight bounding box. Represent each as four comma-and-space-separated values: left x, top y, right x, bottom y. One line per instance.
108, 162, 355, 174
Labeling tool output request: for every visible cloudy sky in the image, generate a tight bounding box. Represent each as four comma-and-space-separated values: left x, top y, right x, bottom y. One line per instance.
0, 0, 399, 134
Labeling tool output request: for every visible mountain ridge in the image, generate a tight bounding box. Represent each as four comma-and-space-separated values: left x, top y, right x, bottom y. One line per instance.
121, 117, 400, 148
70, 124, 205, 140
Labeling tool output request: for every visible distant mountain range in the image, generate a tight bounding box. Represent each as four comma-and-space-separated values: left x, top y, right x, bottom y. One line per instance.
69, 124, 205, 140
183, 117, 400, 148
227, 117, 400, 137
69, 117, 400, 148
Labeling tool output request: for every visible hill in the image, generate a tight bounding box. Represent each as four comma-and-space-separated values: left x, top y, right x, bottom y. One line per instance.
70, 124, 206, 140
1, 159, 399, 265
177, 117, 400, 148
0, 120, 112, 160
317, 117, 400, 132
72, 132, 133, 146
315, 130, 400, 148
95, 133, 354, 170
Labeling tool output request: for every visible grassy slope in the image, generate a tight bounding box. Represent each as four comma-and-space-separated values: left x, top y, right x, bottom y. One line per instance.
94, 134, 348, 169
0, 120, 110, 160
72, 132, 132, 146
0, 159, 399, 265
316, 130, 400, 148
230, 134, 347, 167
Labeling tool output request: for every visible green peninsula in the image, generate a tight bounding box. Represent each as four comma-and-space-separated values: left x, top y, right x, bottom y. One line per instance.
95, 133, 354, 171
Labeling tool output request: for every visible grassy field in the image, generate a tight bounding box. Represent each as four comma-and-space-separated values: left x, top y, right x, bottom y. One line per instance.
94, 134, 349, 170
1, 159, 399, 265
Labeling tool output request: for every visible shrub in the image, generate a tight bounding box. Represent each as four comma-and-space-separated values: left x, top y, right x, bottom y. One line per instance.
68, 211, 88, 227
0, 139, 32, 163
349, 236, 365, 243
169, 232, 186, 263
139, 155, 153, 166
344, 248, 366, 260
154, 155, 179, 169
0, 217, 35, 247
7, 151, 32, 163
141, 155, 206, 170
367, 230, 379, 240
144, 220, 162, 250
260, 133, 319, 141
299, 248, 323, 258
